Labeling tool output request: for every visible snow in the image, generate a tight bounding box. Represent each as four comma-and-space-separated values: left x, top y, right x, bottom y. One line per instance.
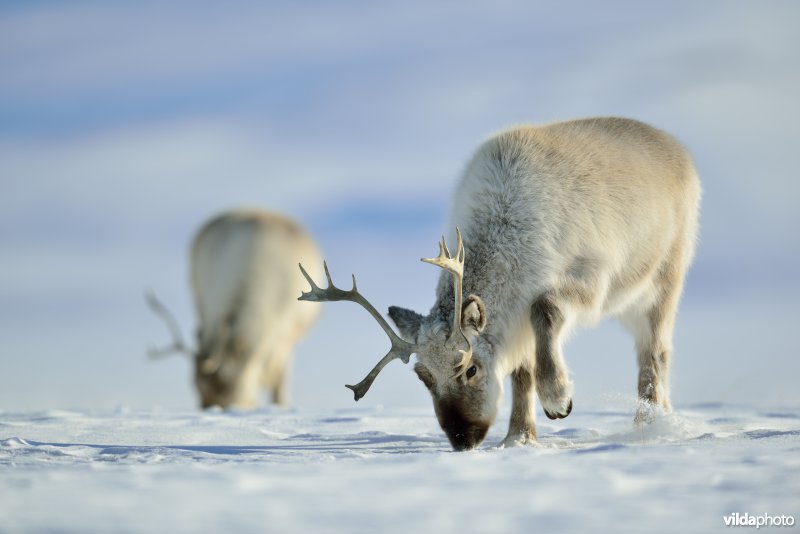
2, 403, 798, 533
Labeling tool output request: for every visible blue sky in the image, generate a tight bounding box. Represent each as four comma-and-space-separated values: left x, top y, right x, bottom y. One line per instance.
1, 1, 798, 411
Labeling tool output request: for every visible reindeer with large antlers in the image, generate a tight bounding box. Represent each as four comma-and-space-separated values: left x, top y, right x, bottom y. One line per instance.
149, 209, 322, 409
301, 117, 700, 450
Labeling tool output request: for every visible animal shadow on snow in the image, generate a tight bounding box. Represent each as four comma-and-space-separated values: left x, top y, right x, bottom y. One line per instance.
17, 431, 450, 461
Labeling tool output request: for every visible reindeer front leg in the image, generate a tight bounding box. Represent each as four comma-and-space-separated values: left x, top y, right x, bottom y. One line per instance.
501, 366, 537, 447
531, 295, 574, 419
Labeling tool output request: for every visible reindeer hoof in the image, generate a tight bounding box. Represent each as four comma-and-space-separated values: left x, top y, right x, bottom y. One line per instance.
544, 399, 573, 420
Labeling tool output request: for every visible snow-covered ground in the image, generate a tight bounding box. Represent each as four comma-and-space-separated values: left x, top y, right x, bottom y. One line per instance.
2, 403, 798, 533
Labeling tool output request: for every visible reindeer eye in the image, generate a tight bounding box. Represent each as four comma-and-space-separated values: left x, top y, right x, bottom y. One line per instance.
466, 365, 477, 379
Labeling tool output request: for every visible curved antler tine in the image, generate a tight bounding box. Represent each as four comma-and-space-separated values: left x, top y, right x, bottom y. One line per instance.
147, 345, 179, 360
451, 348, 475, 381
323, 261, 334, 286
441, 235, 451, 258
455, 227, 465, 262
298, 263, 319, 291
454, 348, 471, 370
345, 345, 412, 401
145, 290, 193, 359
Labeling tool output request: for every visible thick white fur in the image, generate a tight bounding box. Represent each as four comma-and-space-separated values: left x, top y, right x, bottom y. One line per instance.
191, 209, 322, 409
395, 117, 700, 449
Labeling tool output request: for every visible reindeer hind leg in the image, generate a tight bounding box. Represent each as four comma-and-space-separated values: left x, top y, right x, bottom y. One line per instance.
621, 248, 687, 424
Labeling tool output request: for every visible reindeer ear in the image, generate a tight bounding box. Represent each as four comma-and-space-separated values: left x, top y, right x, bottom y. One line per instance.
461, 295, 487, 334
388, 306, 424, 341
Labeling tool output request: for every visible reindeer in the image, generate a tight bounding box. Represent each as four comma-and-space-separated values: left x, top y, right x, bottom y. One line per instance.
148, 209, 322, 409
299, 117, 700, 450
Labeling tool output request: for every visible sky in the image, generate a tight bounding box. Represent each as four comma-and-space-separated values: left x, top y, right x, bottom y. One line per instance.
1, 1, 799, 412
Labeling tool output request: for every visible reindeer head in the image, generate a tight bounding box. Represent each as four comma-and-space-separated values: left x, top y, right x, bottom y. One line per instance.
388, 295, 499, 451
192, 323, 263, 409
299, 230, 499, 451
146, 292, 260, 409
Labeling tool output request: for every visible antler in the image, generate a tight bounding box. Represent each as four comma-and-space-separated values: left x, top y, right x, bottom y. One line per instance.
298, 262, 417, 401
145, 290, 193, 359
420, 228, 473, 380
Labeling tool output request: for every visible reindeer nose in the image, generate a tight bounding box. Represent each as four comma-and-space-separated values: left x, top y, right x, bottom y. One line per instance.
451, 433, 470, 451
437, 399, 491, 451
448, 424, 489, 451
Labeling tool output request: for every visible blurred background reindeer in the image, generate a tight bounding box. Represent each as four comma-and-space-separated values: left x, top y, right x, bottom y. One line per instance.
148, 209, 322, 409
